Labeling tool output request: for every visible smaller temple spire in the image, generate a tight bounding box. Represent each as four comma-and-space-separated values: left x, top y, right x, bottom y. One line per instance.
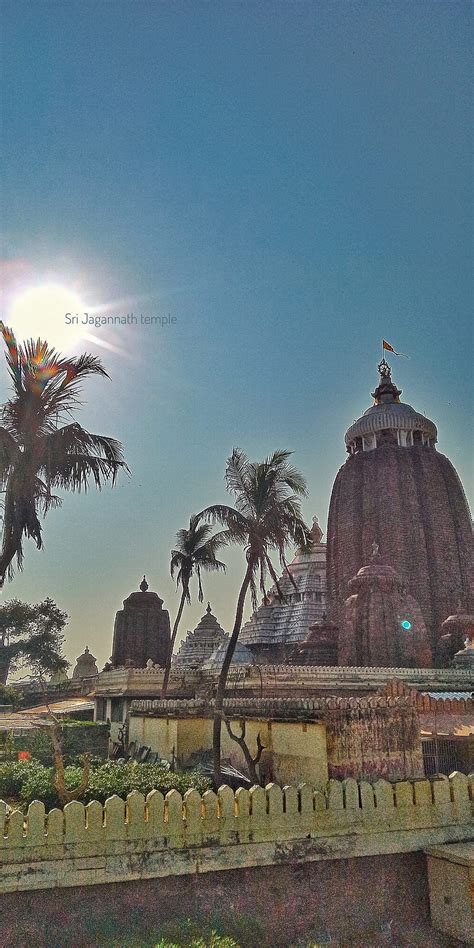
140, 575, 149, 593
206, 602, 212, 614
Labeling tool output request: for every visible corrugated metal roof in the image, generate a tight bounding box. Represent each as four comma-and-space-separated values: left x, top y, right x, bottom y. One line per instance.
421, 692, 474, 701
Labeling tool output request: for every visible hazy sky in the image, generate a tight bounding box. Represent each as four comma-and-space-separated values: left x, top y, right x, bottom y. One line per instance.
1, 1, 472, 671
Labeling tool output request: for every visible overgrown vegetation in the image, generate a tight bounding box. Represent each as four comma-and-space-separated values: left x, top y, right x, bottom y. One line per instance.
0, 759, 211, 809
13, 720, 109, 765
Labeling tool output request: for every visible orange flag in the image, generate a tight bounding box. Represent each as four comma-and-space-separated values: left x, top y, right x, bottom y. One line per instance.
382, 340, 409, 357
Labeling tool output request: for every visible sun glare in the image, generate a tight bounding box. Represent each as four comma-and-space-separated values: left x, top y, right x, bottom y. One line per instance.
7, 283, 86, 353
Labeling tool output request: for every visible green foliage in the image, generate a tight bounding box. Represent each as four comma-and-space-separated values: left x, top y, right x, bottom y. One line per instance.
20, 764, 85, 810
1, 758, 212, 809
0, 729, 16, 760
83, 762, 211, 804
0, 683, 20, 707
0, 597, 69, 681
0, 759, 45, 799
152, 915, 262, 948
15, 721, 109, 765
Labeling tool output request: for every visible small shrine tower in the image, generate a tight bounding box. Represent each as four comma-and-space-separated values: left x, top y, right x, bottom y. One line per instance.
111, 576, 171, 668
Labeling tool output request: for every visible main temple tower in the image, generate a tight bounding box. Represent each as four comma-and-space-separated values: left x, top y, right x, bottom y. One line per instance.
327, 359, 473, 662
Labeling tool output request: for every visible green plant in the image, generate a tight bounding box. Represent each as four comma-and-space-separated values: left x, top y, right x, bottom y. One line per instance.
2, 760, 212, 809
19, 764, 84, 809
0, 759, 44, 799
15, 721, 109, 765
153, 918, 241, 947
83, 763, 211, 804
0, 683, 20, 707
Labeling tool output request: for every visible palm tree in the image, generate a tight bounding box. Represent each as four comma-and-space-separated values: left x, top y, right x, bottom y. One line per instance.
161, 515, 227, 697
199, 448, 311, 784
0, 323, 128, 585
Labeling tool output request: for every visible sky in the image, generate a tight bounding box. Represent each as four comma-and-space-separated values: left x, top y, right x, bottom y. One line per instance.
1, 1, 472, 672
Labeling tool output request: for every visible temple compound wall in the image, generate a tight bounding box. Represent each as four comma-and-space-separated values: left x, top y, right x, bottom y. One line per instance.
0, 852, 465, 947
0, 773, 472, 896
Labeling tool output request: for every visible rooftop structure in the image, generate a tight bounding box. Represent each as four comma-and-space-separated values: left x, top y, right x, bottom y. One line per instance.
201, 637, 253, 672
173, 603, 227, 670
239, 516, 327, 661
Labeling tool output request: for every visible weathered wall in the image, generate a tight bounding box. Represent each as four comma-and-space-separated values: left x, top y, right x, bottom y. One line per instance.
0, 853, 455, 948
0, 773, 471, 894
426, 843, 474, 943
129, 713, 329, 785
130, 694, 423, 784
326, 702, 423, 780
129, 714, 179, 759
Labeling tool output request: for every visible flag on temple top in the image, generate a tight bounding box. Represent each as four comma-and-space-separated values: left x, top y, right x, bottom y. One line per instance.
382, 340, 409, 357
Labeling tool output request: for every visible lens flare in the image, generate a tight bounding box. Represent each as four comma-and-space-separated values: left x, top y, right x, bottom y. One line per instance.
7, 283, 86, 352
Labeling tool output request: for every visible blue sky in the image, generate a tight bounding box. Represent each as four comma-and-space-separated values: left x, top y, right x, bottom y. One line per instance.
1, 1, 472, 670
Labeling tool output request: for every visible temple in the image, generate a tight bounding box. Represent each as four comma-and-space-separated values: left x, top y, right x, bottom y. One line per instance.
326, 359, 473, 662
111, 576, 171, 668
173, 603, 227, 670
239, 516, 327, 661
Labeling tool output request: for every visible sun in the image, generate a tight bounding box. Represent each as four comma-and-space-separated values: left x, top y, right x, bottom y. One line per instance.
7, 283, 86, 353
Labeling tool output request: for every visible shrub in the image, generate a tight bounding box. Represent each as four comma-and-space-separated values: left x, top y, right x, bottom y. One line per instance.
83, 763, 212, 804
3, 760, 212, 809
15, 721, 109, 765
19, 764, 85, 810
0, 759, 44, 799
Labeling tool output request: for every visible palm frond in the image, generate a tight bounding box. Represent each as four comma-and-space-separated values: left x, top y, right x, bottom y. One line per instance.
42, 424, 128, 490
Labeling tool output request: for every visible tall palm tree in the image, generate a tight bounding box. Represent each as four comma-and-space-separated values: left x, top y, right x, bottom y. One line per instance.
199, 448, 311, 784
0, 323, 127, 585
161, 515, 227, 697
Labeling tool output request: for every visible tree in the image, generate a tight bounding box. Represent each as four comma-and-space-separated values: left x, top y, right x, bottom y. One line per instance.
161, 515, 227, 697
0, 323, 128, 585
199, 448, 311, 784
0, 597, 69, 685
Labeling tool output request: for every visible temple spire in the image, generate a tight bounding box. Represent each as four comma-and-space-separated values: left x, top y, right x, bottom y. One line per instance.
140, 575, 149, 592
371, 359, 402, 405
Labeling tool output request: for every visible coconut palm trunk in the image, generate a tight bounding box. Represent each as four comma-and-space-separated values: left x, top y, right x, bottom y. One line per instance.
213, 559, 253, 784
161, 516, 227, 699
161, 588, 186, 698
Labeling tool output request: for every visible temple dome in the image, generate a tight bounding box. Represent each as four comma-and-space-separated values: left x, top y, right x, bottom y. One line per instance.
173, 603, 227, 670
111, 576, 171, 668
345, 401, 437, 449
201, 637, 254, 672
72, 646, 99, 680
345, 360, 437, 453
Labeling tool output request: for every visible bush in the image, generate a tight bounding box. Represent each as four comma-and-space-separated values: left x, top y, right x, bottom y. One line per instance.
15, 721, 109, 765
83, 763, 212, 804
2, 759, 212, 809
19, 764, 85, 810
0, 759, 44, 799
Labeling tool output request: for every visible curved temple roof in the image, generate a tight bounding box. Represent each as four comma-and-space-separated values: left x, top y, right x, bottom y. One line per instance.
239, 516, 327, 648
